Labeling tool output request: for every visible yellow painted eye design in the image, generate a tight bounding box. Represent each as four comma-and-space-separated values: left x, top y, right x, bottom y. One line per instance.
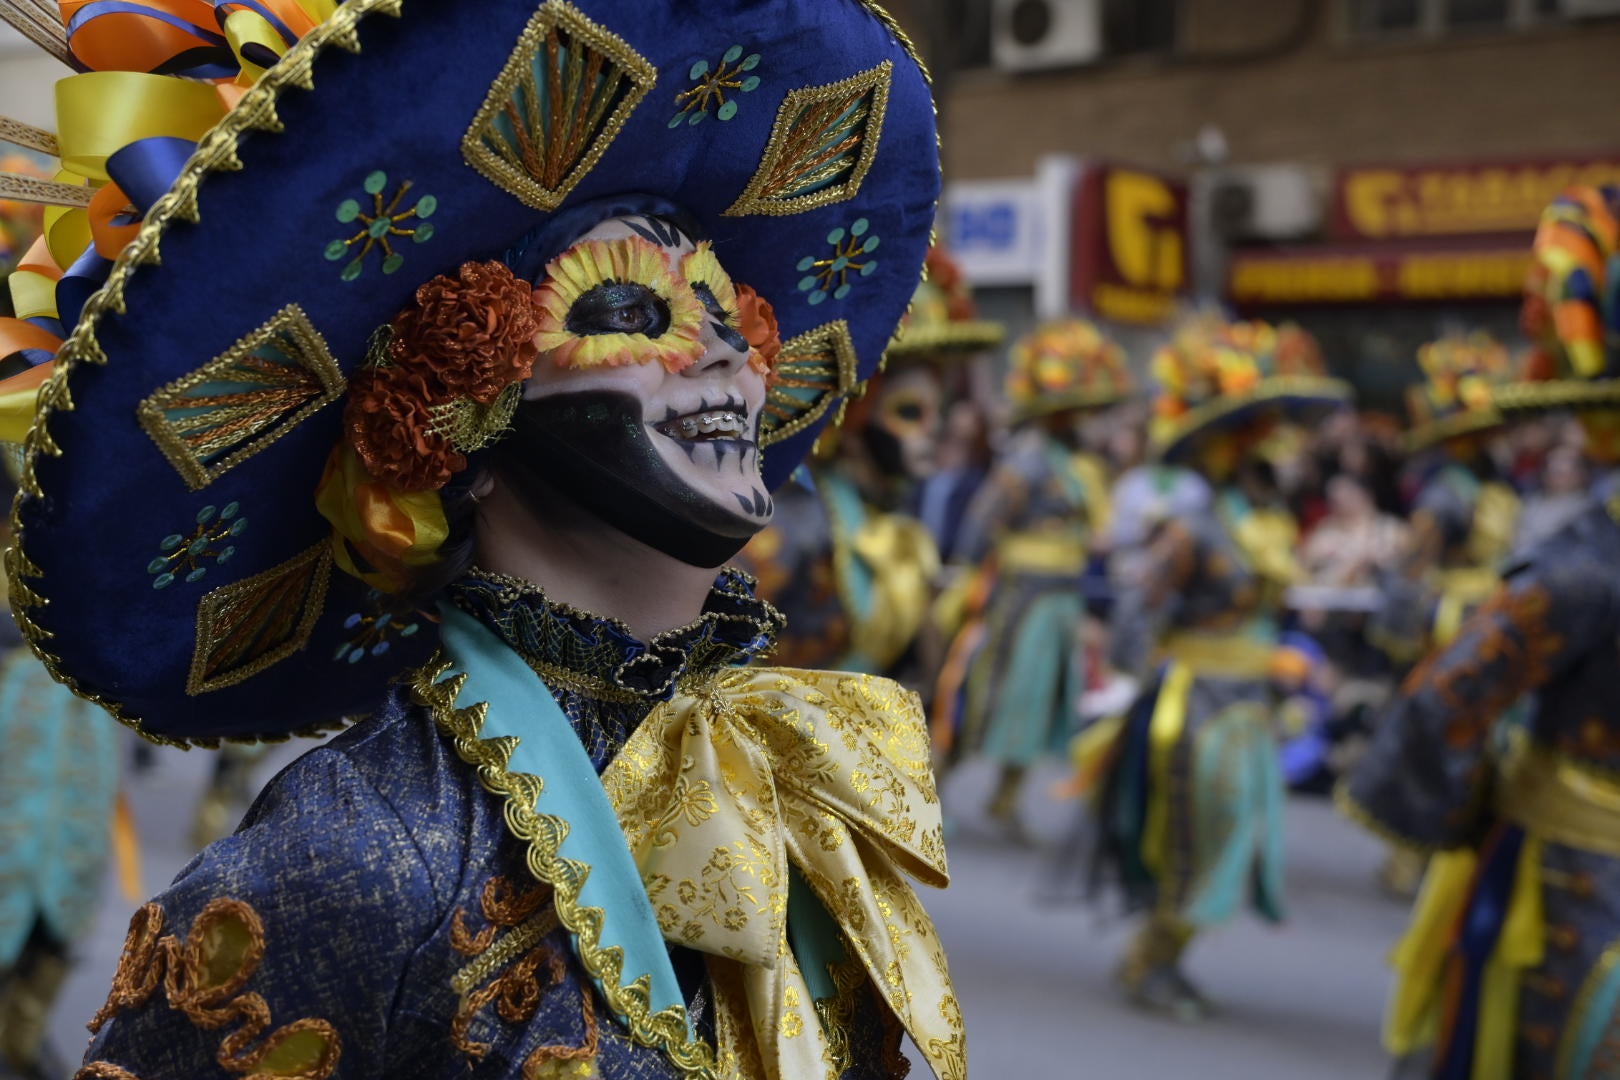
533, 236, 707, 372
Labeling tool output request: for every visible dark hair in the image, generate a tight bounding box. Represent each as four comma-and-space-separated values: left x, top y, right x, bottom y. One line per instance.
502, 194, 706, 282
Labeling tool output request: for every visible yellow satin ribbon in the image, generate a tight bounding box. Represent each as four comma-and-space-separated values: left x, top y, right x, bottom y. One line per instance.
601, 667, 963, 1080
844, 513, 938, 673
313, 444, 449, 593
55, 72, 225, 183
1141, 661, 1192, 879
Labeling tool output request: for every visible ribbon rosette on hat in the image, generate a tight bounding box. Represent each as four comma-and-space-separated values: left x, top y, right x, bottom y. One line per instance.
1148, 319, 1352, 461
1498, 184, 1620, 415
0, 0, 940, 743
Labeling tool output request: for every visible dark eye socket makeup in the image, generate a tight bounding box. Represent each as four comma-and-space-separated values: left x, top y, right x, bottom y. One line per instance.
565, 282, 672, 337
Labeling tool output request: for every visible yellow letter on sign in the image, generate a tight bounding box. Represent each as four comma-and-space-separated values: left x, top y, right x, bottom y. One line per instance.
1105, 170, 1183, 291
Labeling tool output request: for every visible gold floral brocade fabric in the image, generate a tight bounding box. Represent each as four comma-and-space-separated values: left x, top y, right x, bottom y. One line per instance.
601, 667, 962, 1080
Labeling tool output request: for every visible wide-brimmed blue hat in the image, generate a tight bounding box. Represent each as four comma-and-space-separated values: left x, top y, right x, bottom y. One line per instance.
0, 0, 938, 744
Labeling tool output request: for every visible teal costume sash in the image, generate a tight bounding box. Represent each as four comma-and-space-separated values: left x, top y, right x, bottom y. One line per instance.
436, 603, 690, 1032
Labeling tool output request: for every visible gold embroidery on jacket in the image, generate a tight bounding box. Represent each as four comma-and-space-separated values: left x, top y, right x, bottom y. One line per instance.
88, 899, 341, 1079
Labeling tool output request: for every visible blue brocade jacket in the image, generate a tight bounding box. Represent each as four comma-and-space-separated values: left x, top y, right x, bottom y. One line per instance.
79, 570, 924, 1080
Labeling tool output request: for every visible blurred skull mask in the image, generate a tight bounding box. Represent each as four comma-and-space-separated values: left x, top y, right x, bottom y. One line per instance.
860, 363, 946, 480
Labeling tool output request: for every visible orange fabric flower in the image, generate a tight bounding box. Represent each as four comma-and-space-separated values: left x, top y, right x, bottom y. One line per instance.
343, 363, 466, 491
735, 283, 781, 375
391, 261, 540, 404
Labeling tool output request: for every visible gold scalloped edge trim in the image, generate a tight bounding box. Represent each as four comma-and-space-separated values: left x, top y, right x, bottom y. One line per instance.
1400, 406, 1505, 454
1151, 375, 1353, 460
410, 653, 722, 1080
1496, 378, 1620, 414
5, 0, 407, 748
1556, 938, 1620, 1078
1332, 782, 1439, 856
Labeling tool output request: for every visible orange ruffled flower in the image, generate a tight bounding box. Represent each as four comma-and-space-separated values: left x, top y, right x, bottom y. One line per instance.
344, 363, 465, 492
735, 282, 781, 375
391, 261, 540, 404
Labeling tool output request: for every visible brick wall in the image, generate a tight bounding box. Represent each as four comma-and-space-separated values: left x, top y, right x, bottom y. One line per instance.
911, 0, 1620, 179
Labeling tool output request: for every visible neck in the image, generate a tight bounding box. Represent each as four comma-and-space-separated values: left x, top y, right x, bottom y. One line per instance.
473, 474, 720, 640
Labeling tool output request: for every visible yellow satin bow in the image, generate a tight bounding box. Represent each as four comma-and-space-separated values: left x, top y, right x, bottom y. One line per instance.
601, 667, 964, 1080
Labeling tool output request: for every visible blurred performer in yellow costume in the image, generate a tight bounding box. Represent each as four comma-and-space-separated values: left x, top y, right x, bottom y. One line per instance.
936, 319, 1131, 839
1373, 333, 1520, 672
1346, 185, 1620, 1080
1078, 321, 1351, 1019
739, 246, 1003, 677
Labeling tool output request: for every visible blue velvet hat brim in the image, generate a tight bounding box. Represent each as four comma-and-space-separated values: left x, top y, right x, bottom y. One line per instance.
12, 0, 937, 743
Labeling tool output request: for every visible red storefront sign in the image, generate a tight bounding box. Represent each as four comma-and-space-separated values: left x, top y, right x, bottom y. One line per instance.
1228, 237, 1532, 308
1070, 165, 1189, 325
1333, 155, 1620, 241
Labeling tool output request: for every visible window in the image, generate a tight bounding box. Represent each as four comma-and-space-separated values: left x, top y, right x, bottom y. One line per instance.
1345, 0, 1571, 37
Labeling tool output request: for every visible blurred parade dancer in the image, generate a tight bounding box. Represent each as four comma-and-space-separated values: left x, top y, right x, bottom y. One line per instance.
1364, 334, 1521, 897
0, 488, 121, 1080
740, 246, 1003, 677
1372, 334, 1520, 675
1076, 321, 1351, 1019
1345, 185, 1620, 1080
938, 319, 1132, 839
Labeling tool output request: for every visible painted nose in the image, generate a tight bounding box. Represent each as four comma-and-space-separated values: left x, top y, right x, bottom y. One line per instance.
682, 318, 750, 377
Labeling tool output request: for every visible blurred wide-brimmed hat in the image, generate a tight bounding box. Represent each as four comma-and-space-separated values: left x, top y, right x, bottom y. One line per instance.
1498, 185, 1620, 415
1149, 319, 1351, 462
1005, 318, 1132, 422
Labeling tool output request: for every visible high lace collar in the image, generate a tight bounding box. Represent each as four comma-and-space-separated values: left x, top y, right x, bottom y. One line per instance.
447, 566, 783, 706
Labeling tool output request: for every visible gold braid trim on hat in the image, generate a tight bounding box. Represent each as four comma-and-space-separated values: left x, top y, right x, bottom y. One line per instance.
5, 0, 408, 747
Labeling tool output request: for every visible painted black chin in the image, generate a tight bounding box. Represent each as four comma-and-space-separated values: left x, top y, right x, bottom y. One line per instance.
489, 391, 765, 568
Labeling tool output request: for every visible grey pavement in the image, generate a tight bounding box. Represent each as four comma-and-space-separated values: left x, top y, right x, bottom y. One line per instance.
53, 743, 1409, 1078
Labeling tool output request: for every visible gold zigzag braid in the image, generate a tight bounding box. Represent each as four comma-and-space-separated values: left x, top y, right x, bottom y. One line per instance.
0, 115, 60, 156
6, 0, 407, 748
0, 0, 71, 65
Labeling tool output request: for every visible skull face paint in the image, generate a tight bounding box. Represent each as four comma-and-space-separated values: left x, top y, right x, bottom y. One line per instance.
498, 215, 777, 566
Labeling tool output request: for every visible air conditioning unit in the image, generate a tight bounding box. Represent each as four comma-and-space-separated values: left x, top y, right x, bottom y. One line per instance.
1201, 164, 1325, 241
1562, 0, 1620, 15
990, 0, 1103, 73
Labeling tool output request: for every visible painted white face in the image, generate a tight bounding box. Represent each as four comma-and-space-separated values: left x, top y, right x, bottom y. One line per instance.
522, 215, 774, 527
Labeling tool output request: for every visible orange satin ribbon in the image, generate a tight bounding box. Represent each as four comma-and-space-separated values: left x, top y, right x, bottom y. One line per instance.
314, 443, 450, 593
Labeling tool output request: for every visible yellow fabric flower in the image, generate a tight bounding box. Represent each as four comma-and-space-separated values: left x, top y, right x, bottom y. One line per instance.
532, 236, 706, 372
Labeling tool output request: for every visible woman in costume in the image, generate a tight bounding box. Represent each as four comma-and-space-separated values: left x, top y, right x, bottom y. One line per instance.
939, 319, 1131, 839
1371, 333, 1519, 673
0, 2, 961, 1077
739, 244, 1002, 678
1078, 320, 1350, 1019
1344, 185, 1620, 1080
1359, 333, 1518, 897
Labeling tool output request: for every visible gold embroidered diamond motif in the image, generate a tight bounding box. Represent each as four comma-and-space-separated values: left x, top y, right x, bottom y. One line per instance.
187, 543, 333, 695
462, 0, 657, 211
759, 319, 858, 446
725, 61, 892, 218
138, 305, 345, 491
